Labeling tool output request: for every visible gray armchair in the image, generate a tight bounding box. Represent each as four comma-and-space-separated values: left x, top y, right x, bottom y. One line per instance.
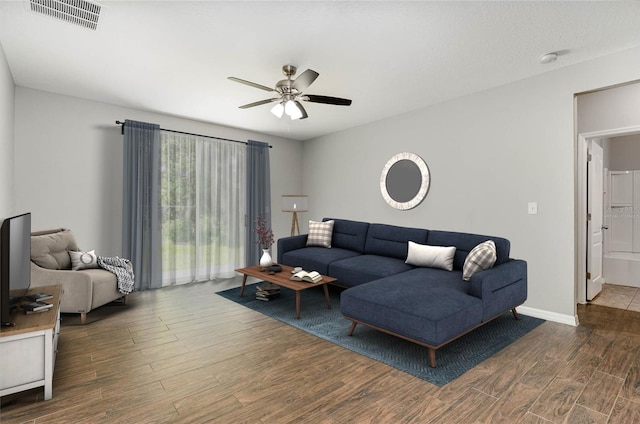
30, 228, 128, 324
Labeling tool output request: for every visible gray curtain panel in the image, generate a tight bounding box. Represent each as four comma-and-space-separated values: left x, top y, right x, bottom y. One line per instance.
246, 140, 271, 266
122, 119, 163, 291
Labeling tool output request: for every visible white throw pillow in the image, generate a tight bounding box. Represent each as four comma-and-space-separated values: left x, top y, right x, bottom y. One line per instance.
69, 250, 99, 271
307, 220, 335, 248
463, 240, 497, 281
405, 241, 456, 271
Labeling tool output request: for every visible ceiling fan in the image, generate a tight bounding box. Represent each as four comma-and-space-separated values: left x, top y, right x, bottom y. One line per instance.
228, 65, 352, 120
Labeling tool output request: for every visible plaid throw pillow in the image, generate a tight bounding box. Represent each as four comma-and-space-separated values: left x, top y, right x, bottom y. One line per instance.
462, 240, 497, 281
307, 220, 335, 248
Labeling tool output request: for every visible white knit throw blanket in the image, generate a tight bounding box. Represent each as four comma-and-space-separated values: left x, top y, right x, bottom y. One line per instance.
97, 256, 135, 295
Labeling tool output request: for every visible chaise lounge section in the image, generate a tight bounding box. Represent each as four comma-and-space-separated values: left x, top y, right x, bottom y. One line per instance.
278, 218, 527, 367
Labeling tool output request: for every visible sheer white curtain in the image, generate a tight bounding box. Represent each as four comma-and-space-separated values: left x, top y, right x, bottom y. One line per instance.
160, 131, 246, 285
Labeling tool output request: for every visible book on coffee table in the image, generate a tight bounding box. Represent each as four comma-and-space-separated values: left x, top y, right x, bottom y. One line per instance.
290, 270, 322, 283
256, 283, 280, 301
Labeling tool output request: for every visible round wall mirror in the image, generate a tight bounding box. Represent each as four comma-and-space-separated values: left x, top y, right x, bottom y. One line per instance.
380, 152, 430, 210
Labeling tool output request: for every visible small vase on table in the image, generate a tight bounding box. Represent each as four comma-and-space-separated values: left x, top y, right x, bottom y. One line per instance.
260, 248, 273, 269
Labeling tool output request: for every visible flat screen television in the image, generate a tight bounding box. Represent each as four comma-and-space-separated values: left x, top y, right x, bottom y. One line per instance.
1, 212, 32, 327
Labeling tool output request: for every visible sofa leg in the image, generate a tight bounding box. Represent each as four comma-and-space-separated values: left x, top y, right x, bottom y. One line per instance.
511, 308, 520, 320
80, 312, 87, 325
428, 348, 437, 368
123, 295, 129, 305
348, 321, 357, 336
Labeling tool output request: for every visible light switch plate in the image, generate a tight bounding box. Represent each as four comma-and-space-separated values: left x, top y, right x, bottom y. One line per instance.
528, 202, 538, 215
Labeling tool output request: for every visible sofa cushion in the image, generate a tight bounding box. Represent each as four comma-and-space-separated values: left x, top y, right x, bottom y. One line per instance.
280, 247, 360, 276
426, 230, 510, 270
405, 241, 455, 271
85, 269, 122, 308
340, 269, 483, 346
307, 220, 334, 248
364, 223, 429, 260
323, 218, 369, 253
463, 240, 497, 281
329, 255, 414, 287
69, 250, 100, 271
31, 228, 79, 270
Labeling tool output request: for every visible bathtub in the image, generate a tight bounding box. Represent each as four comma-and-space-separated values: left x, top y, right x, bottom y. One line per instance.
604, 252, 640, 287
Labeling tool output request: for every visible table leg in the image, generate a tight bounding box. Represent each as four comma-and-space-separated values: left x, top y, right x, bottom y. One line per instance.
296, 291, 301, 319
323, 284, 331, 309
240, 275, 248, 297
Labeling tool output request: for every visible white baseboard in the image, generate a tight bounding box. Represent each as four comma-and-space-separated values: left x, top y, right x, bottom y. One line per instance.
517, 306, 578, 327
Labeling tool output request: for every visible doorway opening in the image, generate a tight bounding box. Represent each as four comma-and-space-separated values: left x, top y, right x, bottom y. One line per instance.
577, 127, 640, 311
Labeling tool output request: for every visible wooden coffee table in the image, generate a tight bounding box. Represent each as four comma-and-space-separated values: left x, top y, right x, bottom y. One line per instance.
235, 264, 336, 319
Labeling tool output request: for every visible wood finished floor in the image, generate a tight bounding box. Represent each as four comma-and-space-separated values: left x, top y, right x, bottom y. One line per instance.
2, 279, 640, 424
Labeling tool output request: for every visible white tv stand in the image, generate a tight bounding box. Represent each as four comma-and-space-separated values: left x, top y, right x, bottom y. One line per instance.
0, 285, 61, 400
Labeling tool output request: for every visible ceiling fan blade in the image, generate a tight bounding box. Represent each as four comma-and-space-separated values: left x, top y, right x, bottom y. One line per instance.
304, 95, 352, 106
291, 69, 319, 91
239, 98, 279, 109
228, 77, 275, 92
294, 101, 308, 119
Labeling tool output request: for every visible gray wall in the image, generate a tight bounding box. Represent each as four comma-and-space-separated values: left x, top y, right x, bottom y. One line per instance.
302, 46, 640, 322
577, 82, 640, 134
0, 44, 14, 219
606, 134, 640, 171
14, 88, 303, 258
7, 41, 640, 322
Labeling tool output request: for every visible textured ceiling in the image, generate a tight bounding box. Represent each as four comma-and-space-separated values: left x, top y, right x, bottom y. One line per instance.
1, 1, 640, 141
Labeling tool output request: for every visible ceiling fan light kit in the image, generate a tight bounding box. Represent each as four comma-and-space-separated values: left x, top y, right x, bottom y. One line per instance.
271, 102, 284, 118
229, 65, 352, 120
285, 99, 304, 120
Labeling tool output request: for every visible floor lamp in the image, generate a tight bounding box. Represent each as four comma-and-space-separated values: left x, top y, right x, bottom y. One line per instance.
282, 195, 308, 236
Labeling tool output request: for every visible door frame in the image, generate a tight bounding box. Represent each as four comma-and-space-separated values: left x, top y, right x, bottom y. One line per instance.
576, 125, 640, 304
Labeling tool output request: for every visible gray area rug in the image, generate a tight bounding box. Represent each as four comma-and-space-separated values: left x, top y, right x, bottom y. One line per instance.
217, 283, 544, 386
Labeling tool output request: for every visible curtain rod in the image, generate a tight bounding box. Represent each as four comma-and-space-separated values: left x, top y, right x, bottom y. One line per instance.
115, 121, 272, 148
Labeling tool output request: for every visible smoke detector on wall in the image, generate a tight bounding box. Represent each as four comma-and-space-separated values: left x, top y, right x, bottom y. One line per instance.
28, 0, 103, 30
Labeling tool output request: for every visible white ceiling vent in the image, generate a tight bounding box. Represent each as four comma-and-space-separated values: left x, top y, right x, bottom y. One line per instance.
29, 0, 102, 30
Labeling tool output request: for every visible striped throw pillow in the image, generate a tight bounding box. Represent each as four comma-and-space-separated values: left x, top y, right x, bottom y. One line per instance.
462, 240, 497, 281
307, 220, 335, 248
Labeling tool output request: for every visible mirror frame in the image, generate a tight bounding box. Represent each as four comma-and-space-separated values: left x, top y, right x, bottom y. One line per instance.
380, 152, 430, 210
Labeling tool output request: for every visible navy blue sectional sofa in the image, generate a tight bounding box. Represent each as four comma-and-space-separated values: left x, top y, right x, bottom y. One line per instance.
277, 218, 527, 368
